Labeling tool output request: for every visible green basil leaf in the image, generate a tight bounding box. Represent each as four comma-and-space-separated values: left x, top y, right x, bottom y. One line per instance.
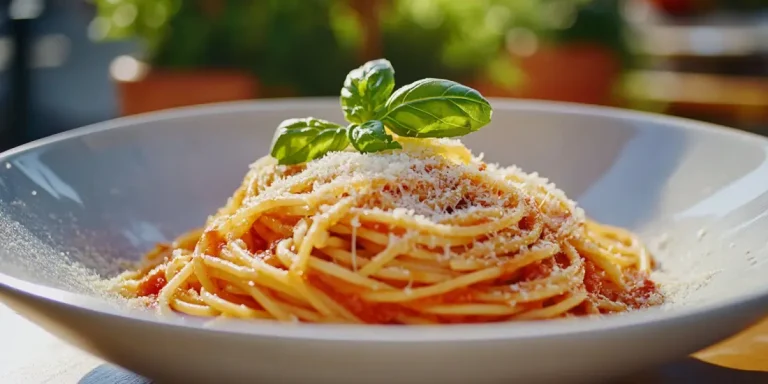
270, 118, 350, 165
379, 78, 492, 138
341, 59, 396, 124
347, 120, 402, 153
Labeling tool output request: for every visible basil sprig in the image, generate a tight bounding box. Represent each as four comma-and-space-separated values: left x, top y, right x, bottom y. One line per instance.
270, 59, 492, 165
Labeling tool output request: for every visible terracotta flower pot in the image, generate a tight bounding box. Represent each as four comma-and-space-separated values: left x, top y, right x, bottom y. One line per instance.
113, 58, 260, 116
473, 43, 622, 106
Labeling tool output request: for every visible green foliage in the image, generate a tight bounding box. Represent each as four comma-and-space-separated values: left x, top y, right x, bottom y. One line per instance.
91, 0, 633, 96
91, 0, 358, 96
379, 0, 633, 85
534, 0, 633, 67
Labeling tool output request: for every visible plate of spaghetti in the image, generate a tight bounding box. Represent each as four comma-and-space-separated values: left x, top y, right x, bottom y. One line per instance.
0, 59, 768, 384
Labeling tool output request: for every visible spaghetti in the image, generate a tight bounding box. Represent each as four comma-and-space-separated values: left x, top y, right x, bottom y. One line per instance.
114, 138, 663, 324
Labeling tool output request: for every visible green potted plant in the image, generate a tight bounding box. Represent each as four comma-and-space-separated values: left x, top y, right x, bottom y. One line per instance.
374, 0, 632, 105
471, 0, 632, 105
91, 0, 359, 115
512, 0, 632, 105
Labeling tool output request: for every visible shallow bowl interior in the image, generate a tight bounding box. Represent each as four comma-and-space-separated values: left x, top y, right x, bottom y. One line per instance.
0, 98, 767, 332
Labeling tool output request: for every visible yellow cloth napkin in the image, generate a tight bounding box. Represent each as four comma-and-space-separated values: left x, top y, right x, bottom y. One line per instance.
695, 318, 768, 371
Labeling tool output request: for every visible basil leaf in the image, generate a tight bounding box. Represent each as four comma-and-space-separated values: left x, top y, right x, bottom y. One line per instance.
379, 78, 492, 138
270, 118, 349, 165
348, 120, 402, 153
341, 59, 396, 124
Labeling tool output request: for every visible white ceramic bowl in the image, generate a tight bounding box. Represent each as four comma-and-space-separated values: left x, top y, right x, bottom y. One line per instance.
1, 99, 768, 384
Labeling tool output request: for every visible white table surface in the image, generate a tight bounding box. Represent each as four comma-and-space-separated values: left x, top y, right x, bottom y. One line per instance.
0, 303, 102, 384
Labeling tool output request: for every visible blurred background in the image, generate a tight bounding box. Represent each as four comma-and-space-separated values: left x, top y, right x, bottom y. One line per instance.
0, 0, 766, 150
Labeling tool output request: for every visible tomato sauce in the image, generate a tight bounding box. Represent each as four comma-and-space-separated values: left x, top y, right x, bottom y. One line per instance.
200, 230, 225, 255
308, 274, 409, 324
136, 266, 168, 297
583, 259, 661, 310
